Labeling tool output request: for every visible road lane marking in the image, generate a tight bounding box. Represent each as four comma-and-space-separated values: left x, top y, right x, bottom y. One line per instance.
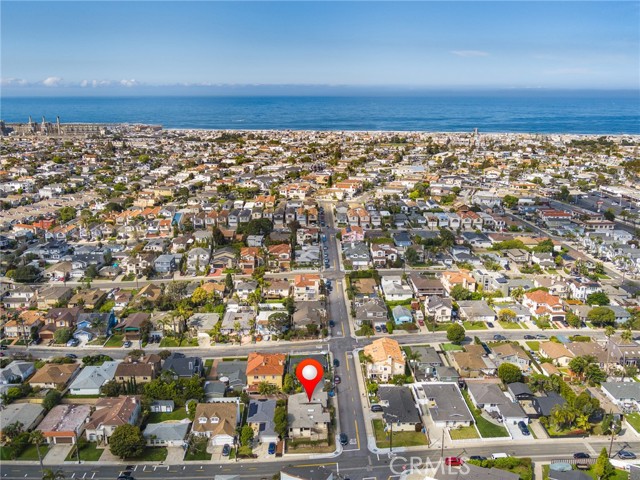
355, 419, 361, 449
345, 351, 350, 371
91, 474, 95, 479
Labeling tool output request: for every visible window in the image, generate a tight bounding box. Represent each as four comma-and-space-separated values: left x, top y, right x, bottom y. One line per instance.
210, 416, 219, 424
198, 417, 207, 424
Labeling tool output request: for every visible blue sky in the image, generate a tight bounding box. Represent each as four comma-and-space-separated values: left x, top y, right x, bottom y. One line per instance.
1, 1, 638, 95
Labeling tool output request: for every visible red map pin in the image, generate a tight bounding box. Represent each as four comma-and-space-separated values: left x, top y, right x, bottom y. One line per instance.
296, 358, 324, 401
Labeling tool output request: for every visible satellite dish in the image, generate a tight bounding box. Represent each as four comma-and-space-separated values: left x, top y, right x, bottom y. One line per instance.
220, 376, 229, 383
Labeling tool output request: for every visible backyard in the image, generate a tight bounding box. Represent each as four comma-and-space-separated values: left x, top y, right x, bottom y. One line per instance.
147, 408, 189, 423
372, 419, 429, 448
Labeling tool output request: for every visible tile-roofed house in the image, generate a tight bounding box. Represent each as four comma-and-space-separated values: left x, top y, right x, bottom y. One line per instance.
246, 398, 279, 444
68, 360, 119, 395
363, 338, 406, 382
246, 352, 286, 390
190, 402, 240, 446
287, 392, 330, 441
522, 290, 565, 322
84, 396, 142, 444
293, 274, 321, 301
37, 404, 92, 444
29, 363, 81, 389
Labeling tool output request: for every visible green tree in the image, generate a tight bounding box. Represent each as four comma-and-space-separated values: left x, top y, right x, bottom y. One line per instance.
42, 390, 62, 411
566, 311, 582, 328
584, 363, 607, 386
497, 308, 516, 323
42, 469, 65, 480
502, 195, 519, 209
225, 273, 234, 292
240, 424, 254, 447
282, 373, 295, 394
497, 362, 523, 384
557, 185, 571, 202
587, 306, 615, 327
58, 206, 77, 223
274, 405, 288, 438
109, 424, 146, 459
12, 265, 41, 283
568, 355, 594, 379
603, 208, 615, 222
257, 381, 278, 395
592, 447, 615, 480
450, 285, 473, 301
53, 328, 72, 344
446, 323, 465, 345
587, 291, 610, 306
404, 247, 419, 266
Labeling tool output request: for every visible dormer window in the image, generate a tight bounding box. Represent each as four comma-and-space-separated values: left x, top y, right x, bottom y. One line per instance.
210, 416, 219, 423
198, 417, 207, 424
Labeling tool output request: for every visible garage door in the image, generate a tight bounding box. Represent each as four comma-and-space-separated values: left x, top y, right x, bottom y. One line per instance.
55, 436, 74, 444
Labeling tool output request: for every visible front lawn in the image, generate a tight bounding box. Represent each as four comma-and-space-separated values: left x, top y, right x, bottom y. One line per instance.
498, 321, 522, 330
159, 337, 198, 347
463, 321, 488, 330
626, 413, 640, 433
441, 343, 464, 352
0, 444, 50, 461
449, 425, 479, 440
526, 341, 540, 351
128, 447, 168, 462
104, 334, 124, 347
147, 408, 189, 423
372, 419, 429, 448
66, 442, 103, 461
184, 449, 212, 461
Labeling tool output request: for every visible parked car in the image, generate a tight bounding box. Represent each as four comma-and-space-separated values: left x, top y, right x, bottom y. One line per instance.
573, 452, 590, 459
518, 421, 530, 436
381, 325, 388, 333
65, 353, 78, 359
486, 322, 494, 328
222, 444, 231, 456
469, 456, 486, 461
371, 404, 383, 412
524, 334, 535, 340
0, 345, 8, 350
268, 442, 276, 455
334, 375, 341, 385
333, 359, 340, 367
374, 325, 382, 333
329, 320, 335, 328
536, 334, 548, 340
444, 457, 463, 467
123, 341, 132, 348
618, 451, 637, 460
493, 334, 506, 341
339, 433, 348, 446
66, 338, 79, 347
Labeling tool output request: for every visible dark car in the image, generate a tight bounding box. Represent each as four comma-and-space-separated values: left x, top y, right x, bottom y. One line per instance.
619, 451, 637, 460
268, 442, 276, 455
493, 334, 506, 341
0, 345, 8, 350
524, 334, 535, 340
222, 444, 231, 456
374, 325, 382, 333
117, 476, 134, 480
329, 320, 335, 328
486, 322, 494, 328
339, 433, 348, 446
573, 452, 590, 459
469, 455, 487, 461
333, 359, 340, 368
536, 334, 548, 340
334, 375, 341, 385
381, 325, 388, 333
371, 404, 383, 412
65, 353, 78, 359
518, 421, 530, 436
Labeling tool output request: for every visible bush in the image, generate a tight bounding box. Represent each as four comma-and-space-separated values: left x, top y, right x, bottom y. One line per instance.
43, 390, 62, 411
446, 323, 465, 344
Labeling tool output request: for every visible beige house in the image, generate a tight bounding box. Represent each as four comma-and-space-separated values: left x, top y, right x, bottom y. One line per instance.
190, 402, 240, 446
29, 363, 81, 389
287, 392, 330, 441
539, 342, 574, 366
84, 396, 141, 444
363, 338, 405, 382
246, 352, 286, 390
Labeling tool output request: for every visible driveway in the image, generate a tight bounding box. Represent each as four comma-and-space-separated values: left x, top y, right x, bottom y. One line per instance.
505, 421, 527, 440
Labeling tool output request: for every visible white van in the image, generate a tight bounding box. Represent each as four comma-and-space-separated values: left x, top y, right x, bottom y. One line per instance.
491, 453, 509, 460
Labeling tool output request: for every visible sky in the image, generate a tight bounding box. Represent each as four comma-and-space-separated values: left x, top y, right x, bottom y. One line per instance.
1, 1, 639, 95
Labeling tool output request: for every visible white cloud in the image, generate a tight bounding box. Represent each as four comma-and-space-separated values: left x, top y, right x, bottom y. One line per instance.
451, 50, 489, 57
120, 79, 139, 87
42, 76, 63, 87
0, 77, 28, 86
80, 79, 113, 88
544, 68, 594, 76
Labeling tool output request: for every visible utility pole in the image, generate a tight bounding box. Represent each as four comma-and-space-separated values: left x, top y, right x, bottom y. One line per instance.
441, 429, 445, 459
608, 410, 617, 458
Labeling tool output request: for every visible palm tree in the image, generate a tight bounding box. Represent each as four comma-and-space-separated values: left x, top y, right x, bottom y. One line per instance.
604, 325, 616, 373
257, 381, 278, 395
42, 469, 65, 480
30, 430, 45, 476
621, 329, 633, 344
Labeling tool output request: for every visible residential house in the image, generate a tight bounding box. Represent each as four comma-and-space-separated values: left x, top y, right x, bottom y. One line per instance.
68, 361, 119, 395
287, 392, 330, 441
267, 244, 292, 271
451, 345, 497, 378
113, 312, 150, 341
409, 275, 445, 299
68, 288, 107, 310
441, 270, 476, 294
458, 300, 496, 323
491, 344, 531, 372
467, 382, 528, 426
36, 286, 73, 309
378, 386, 423, 432
162, 352, 203, 379
29, 363, 80, 389
246, 352, 286, 390
417, 382, 473, 428
3, 311, 45, 339
154, 254, 177, 273
363, 338, 406, 382
342, 241, 371, 269
294, 274, 321, 301
425, 296, 453, 323
531, 392, 567, 417
149, 400, 174, 413
37, 404, 91, 444
84, 396, 142, 444
73, 311, 117, 342
143, 422, 190, 447
522, 290, 565, 322
114, 354, 162, 384
601, 382, 640, 411
407, 346, 443, 380
190, 401, 240, 446
247, 399, 279, 444
391, 305, 413, 325
354, 297, 388, 327
39, 307, 82, 342
0, 361, 36, 385
264, 280, 290, 299
380, 275, 413, 301
292, 301, 326, 331
0, 403, 45, 441
539, 342, 573, 367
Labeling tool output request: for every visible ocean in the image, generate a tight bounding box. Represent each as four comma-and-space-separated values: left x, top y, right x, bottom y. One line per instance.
1, 91, 639, 134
